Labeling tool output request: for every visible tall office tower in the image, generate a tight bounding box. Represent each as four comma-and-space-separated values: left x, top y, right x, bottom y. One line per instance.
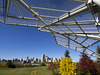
15, 59, 18, 62
34, 58, 38, 62
57, 58, 60, 62
38, 59, 41, 63
26, 56, 29, 62
12, 59, 14, 62
26, 56, 29, 60
46, 56, 49, 62
53, 58, 57, 62
41, 54, 45, 62
31, 61, 34, 64
21, 58, 23, 62
60, 56, 62, 61
31, 57, 34, 61
53, 58, 55, 62
51, 58, 53, 62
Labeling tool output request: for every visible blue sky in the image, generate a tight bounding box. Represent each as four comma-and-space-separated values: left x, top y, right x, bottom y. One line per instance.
0, 22, 99, 62
0, 0, 100, 62
0, 23, 78, 61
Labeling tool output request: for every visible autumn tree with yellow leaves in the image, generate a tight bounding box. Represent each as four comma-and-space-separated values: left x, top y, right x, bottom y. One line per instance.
59, 57, 76, 75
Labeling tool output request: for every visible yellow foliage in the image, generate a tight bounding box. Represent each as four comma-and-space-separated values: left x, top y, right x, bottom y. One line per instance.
32, 71, 37, 74
0, 63, 5, 68
2, 64, 5, 67
59, 57, 76, 75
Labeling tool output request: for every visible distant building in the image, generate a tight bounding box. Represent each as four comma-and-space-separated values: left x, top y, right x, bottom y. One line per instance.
47, 58, 52, 62
53, 58, 57, 62
23, 60, 27, 64
52, 58, 55, 62
26, 56, 29, 59
57, 58, 60, 62
0, 55, 62, 64
18, 60, 20, 62
60, 56, 62, 61
26, 56, 31, 63
2, 59, 7, 63
48, 59, 52, 62
12, 59, 14, 62
46, 56, 49, 62
14, 59, 19, 62
51, 58, 53, 61
41, 54, 45, 62
26, 56, 29, 62
31, 61, 34, 64
31, 57, 34, 61
2, 59, 6, 62
8, 60, 12, 62
34, 58, 38, 62
21, 58, 23, 62
38, 59, 41, 63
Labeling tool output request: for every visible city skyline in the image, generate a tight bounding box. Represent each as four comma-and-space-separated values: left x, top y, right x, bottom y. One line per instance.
0, 0, 100, 62
0, 54, 62, 61
0, 54, 63, 63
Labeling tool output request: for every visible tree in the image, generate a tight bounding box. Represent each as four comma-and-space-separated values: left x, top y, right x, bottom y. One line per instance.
78, 56, 100, 75
59, 57, 76, 75
0, 63, 5, 68
96, 45, 100, 61
6, 61, 16, 68
40, 62, 46, 66
64, 49, 70, 58
47, 62, 59, 75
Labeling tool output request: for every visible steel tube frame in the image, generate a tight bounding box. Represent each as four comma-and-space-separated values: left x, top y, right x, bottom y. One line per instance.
5, 23, 40, 27
56, 34, 100, 57
8, 16, 39, 21
4, 0, 11, 23
31, 6, 69, 13
39, 27, 100, 37
53, 20, 95, 26
1, 0, 99, 58
40, 15, 58, 19
39, 28, 100, 34
17, 0, 48, 26
55, 34, 89, 45
48, 3, 89, 25
55, 33, 97, 47
12, 0, 28, 26
16, 0, 59, 47
70, 34, 100, 40
70, 0, 88, 3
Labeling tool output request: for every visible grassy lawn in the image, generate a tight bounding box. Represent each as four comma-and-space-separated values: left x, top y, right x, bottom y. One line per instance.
0, 66, 52, 75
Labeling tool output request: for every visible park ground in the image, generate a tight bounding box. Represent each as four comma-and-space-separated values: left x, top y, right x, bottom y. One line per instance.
0, 66, 52, 75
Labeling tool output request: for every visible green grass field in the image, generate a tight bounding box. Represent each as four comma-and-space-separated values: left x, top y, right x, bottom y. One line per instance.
0, 66, 52, 75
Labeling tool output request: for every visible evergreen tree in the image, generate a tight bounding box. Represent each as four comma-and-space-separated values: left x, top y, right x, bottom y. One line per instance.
96, 45, 100, 61
64, 49, 70, 58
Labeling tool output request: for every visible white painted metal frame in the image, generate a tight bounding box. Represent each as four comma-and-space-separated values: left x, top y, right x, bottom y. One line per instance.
0, 0, 100, 58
